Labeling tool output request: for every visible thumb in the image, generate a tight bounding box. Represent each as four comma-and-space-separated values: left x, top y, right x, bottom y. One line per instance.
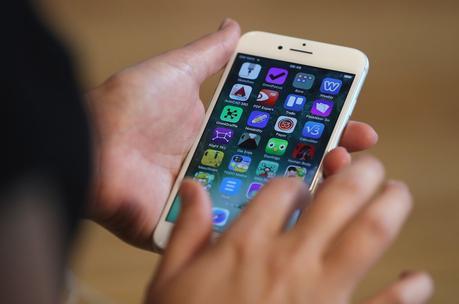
164, 18, 240, 84
153, 179, 212, 287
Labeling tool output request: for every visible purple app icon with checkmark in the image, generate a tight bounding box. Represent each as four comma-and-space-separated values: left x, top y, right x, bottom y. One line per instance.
265, 67, 288, 85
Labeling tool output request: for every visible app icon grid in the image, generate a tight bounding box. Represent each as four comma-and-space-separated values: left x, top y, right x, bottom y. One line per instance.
166, 54, 355, 231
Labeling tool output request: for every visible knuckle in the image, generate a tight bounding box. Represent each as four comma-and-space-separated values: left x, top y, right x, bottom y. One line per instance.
267, 253, 290, 277
100, 73, 137, 102
361, 211, 393, 243
337, 175, 366, 194
268, 240, 319, 279
359, 155, 385, 181
264, 177, 306, 199
104, 72, 132, 91
360, 155, 384, 172
225, 231, 260, 262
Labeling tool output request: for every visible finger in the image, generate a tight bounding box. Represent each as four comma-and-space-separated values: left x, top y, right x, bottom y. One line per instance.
164, 18, 240, 84
324, 181, 413, 285
154, 180, 212, 286
292, 156, 385, 252
226, 178, 310, 240
323, 146, 351, 177
363, 271, 434, 304
339, 121, 378, 152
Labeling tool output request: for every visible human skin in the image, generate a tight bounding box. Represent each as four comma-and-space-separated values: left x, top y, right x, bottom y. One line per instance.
86, 19, 378, 250
86, 18, 432, 303
146, 157, 433, 304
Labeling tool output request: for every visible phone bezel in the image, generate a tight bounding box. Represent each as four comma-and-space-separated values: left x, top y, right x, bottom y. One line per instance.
153, 31, 369, 251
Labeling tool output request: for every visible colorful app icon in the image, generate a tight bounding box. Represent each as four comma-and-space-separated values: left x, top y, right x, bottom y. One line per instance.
293, 73, 315, 90
212, 207, 230, 226
274, 116, 297, 134
229, 83, 252, 101
302, 121, 325, 139
247, 110, 270, 128
211, 127, 234, 145
237, 132, 261, 150
193, 171, 215, 190
219, 177, 242, 196
320, 77, 342, 95
265, 138, 288, 156
265, 67, 288, 85
228, 154, 251, 173
257, 89, 279, 107
284, 165, 307, 178
284, 94, 306, 111
220, 105, 243, 123
239, 62, 262, 79
201, 149, 224, 167
292, 143, 316, 161
311, 99, 334, 117
256, 160, 279, 178
246, 182, 263, 199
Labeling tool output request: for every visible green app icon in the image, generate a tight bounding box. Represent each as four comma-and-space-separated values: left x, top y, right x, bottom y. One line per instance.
265, 138, 288, 156
220, 105, 243, 123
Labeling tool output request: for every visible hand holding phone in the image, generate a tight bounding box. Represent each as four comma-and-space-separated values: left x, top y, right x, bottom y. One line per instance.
87, 20, 377, 250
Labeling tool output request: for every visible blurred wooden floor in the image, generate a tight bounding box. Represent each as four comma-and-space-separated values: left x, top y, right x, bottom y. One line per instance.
40, 0, 459, 303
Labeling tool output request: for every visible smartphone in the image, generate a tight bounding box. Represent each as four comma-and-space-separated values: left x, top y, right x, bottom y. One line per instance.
153, 31, 369, 249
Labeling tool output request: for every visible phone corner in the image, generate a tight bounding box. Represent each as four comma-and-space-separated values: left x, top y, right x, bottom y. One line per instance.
152, 228, 166, 254
239, 31, 273, 43
354, 48, 370, 72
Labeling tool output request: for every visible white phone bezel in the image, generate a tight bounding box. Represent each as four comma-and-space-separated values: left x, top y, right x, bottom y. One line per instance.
153, 31, 369, 251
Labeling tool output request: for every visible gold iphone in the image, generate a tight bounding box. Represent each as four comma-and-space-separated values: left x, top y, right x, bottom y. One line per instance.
154, 31, 369, 249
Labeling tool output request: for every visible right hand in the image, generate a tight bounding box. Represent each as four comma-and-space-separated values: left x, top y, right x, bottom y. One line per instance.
146, 156, 433, 304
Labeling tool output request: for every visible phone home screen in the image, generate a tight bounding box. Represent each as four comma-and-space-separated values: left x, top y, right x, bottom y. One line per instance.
166, 53, 355, 232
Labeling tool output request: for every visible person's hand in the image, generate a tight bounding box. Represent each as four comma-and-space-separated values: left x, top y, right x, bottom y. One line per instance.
86, 18, 378, 250
146, 157, 433, 304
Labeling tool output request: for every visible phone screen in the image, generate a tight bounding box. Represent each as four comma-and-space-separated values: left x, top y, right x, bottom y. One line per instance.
166, 53, 355, 231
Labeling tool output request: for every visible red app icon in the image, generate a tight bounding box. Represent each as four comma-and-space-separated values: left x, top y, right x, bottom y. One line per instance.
257, 89, 279, 107
292, 143, 316, 161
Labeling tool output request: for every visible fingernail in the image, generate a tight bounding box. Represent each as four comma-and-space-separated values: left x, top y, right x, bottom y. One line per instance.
219, 18, 232, 30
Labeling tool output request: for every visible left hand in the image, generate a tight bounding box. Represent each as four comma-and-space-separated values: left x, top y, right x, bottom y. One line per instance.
86, 18, 378, 250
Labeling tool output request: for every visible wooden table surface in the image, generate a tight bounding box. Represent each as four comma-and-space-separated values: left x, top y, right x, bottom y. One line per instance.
40, 0, 459, 302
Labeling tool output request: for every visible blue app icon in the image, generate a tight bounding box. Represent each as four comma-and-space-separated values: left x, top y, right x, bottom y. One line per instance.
219, 177, 242, 196
212, 207, 230, 226
283, 94, 306, 111
247, 110, 270, 129
302, 121, 325, 139
228, 154, 251, 173
320, 77, 342, 95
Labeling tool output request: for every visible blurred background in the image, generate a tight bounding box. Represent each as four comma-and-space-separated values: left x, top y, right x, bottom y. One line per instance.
38, 0, 458, 303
